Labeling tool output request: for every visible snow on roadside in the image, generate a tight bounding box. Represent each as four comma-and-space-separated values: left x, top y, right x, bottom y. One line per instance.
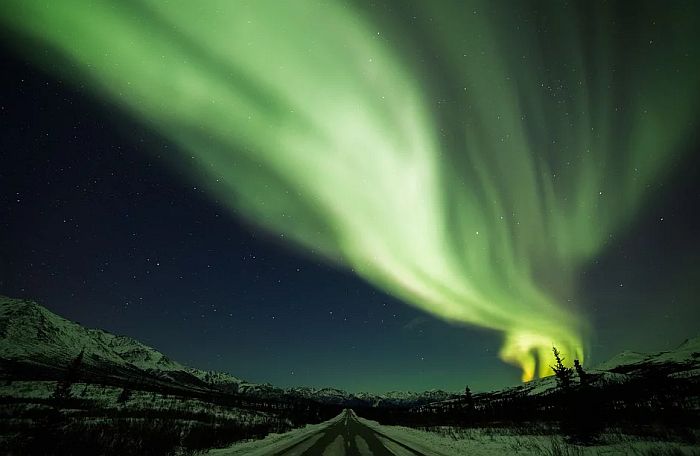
206, 412, 345, 456
352, 413, 700, 456
352, 413, 456, 456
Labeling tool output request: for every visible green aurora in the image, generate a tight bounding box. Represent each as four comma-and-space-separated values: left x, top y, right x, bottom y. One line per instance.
3, 0, 699, 380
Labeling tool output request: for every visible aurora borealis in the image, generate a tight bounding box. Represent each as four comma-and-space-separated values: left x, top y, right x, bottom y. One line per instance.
2, 1, 700, 384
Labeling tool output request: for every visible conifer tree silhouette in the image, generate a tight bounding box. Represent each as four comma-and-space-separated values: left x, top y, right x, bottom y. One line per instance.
52, 349, 84, 401
574, 359, 587, 385
551, 346, 573, 389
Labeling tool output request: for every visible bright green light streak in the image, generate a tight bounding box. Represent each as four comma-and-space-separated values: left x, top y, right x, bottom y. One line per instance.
3, 0, 698, 380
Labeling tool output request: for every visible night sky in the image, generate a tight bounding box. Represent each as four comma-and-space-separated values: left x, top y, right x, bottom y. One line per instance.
1, 1, 699, 393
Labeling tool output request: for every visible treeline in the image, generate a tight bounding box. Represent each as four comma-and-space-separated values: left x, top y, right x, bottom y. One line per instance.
1, 386, 344, 455
0, 351, 344, 455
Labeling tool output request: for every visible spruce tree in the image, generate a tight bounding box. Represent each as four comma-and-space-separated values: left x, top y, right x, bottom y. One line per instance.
574, 359, 587, 385
551, 346, 573, 389
52, 349, 84, 401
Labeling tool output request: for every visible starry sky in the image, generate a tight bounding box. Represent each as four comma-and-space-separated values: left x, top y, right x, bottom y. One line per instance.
1, 1, 699, 393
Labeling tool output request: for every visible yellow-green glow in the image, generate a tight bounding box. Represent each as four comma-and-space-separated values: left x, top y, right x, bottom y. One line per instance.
3, 1, 698, 380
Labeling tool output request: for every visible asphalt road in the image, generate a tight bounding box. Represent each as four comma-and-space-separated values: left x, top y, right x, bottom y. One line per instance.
274, 409, 428, 456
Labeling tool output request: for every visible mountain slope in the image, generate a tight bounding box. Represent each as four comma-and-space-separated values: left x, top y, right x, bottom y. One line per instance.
593, 337, 700, 372
0, 296, 237, 393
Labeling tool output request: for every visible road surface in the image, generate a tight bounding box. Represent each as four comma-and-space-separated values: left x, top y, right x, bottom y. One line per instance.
274, 409, 428, 456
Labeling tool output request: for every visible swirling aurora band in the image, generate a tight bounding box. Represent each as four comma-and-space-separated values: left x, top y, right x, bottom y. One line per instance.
2, 0, 699, 380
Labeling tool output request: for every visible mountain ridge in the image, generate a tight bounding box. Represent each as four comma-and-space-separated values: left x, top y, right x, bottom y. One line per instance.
2, 296, 698, 407
0, 296, 458, 406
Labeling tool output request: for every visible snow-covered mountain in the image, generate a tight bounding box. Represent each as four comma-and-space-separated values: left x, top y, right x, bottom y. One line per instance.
0, 296, 181, 371
593, 337, 700, 372
356, 389, 458, 407
0, 296, 459, 406
0, 296, 218, 391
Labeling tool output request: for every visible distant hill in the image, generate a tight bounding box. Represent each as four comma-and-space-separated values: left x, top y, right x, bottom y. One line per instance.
593, 337, 700, 373
0, 296, 458, 407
